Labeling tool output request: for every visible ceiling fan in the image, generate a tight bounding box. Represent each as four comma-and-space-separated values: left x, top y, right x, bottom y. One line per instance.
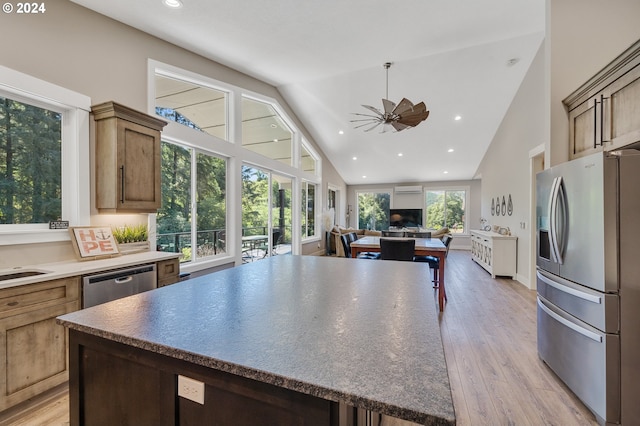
351, 62, 430, 133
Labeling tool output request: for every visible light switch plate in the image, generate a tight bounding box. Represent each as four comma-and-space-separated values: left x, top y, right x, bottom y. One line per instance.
178, 375, 205, 404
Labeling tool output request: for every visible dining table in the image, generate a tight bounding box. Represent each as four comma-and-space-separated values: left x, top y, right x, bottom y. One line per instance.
241, 235, 268, 261
351, 236, 448, 311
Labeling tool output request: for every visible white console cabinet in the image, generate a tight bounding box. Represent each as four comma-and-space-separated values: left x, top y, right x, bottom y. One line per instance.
470, 230, 517, 279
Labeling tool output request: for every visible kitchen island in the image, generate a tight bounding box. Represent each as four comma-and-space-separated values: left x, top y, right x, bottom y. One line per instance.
57, 255, 454, 425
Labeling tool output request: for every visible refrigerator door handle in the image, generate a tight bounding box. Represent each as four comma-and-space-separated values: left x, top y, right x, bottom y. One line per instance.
549, 177, 561, 263
556, 177, 568, 263
537, 297, 602, 342
536, 270, 602, 304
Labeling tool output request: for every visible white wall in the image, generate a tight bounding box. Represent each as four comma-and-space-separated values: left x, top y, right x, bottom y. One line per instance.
475, 1, 640, 289
474, 42, 546, 287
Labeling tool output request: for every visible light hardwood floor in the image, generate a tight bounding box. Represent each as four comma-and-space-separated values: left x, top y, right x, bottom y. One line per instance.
0, 250, 598, 426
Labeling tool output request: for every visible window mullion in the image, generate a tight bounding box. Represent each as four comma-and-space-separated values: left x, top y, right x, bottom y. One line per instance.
191, 148, 198, 262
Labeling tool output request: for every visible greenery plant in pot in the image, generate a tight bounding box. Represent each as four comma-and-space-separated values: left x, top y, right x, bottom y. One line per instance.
112, 224, 149, 254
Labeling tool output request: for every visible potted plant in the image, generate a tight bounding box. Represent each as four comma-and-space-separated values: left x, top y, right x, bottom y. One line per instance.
112, 224, 149, 254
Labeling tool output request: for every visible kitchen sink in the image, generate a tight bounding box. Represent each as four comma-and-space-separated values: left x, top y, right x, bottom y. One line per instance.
0, 270, 50, 281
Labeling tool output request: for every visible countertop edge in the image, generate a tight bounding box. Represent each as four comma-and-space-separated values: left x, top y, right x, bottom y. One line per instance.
0, 251, 180, 289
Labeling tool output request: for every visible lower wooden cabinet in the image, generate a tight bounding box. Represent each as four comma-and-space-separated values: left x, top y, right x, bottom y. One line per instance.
69, 332, 335, 426
0, 277, 80, 411
157, 258, 180, 287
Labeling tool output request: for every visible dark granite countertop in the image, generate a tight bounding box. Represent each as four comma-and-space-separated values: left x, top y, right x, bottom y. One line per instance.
58, 255, 454, 425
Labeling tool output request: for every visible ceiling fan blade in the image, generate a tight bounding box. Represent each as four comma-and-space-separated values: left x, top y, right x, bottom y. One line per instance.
352, 119, 381, 129
351, 112, 383, 119
397, 102, 430, 127
398, 111, 429, 127
361, 104, 383, 115
363, 121, 382, 132
381, 99, 396, 114
391, 121, 411, 132
392, 98, 415, 116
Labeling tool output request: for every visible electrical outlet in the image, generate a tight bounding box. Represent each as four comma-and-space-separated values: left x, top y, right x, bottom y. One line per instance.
178, 375, 205, 404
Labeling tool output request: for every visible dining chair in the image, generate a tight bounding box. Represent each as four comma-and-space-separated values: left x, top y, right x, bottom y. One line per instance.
406, 231, 431, 238
379, 238, 415, 261
382, 230, 406, 237
414, 235, 452, 288
340, 233, 380, 259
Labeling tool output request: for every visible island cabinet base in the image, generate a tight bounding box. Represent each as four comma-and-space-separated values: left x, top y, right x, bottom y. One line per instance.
69, 330, 338, 426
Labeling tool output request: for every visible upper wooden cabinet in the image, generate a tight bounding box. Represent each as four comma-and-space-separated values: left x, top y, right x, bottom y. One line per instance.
92, 102, 167, 212
564, 39, 640, 159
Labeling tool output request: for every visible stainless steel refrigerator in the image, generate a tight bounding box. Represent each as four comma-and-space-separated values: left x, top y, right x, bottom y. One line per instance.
536, 149, 640, 425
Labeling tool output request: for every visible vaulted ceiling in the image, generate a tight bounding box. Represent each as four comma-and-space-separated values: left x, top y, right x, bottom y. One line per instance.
71, 0, 545, 185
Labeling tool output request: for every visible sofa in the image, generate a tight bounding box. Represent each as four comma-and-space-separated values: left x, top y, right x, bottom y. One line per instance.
329, 227, 381, 257
329, 226, 451, 257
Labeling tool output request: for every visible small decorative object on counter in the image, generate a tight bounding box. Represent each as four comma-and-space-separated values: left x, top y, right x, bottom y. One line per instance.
69, 227, 120, 260
113, 224, 149, 254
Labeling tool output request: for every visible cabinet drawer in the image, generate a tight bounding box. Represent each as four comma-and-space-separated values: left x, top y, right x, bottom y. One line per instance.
0, 277, 80, 319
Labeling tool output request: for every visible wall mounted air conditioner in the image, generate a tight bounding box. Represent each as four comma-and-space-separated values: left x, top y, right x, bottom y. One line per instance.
394, 185, 423, 194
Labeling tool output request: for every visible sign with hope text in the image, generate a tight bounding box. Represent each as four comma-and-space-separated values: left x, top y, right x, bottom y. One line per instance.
70, 227, 120, 260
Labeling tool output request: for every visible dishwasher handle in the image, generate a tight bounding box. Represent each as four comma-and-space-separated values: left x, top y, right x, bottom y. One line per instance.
85, 265, 155, 284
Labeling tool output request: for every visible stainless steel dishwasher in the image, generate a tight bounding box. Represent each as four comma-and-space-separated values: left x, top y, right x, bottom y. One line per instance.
82, 264, 157, 308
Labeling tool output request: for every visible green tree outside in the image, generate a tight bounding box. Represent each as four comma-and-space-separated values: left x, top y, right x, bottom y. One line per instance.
0, 97, 62, 224
426, 190, 465, 233
358, 192, 390, 230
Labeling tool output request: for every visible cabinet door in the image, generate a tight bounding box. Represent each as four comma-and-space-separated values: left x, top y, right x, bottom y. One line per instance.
117, 119, 161, 211
568, 99, 601, 159
0, 300, 79, 410
157, 258, 180, 287
603, 64, 640, 150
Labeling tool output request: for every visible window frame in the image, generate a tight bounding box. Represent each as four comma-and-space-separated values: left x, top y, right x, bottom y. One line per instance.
301, 180, 318, 241
149, 60, 323, 269
424, 186, 470, 235
0, 66, 90, 245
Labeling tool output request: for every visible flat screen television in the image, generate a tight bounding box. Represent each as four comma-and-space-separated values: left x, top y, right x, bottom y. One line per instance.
389, 208, 423, 228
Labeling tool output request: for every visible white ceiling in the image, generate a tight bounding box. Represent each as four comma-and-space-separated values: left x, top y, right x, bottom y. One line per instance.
71, 0, 545, 185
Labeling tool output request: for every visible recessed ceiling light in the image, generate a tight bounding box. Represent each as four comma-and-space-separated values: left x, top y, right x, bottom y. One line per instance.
454, 115, 462, 121
352, 156, 357, 160
338, 130, 344, 135
448, 148, 454, 153
443, 171, 449, 174
362, 175, 367, 179
163, 0, 183, 8
398, 153, 403, 157
273, 139, 278, 142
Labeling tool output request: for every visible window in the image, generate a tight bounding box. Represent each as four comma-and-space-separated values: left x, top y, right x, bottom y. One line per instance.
155, 73, 228, 141
0, 97, 62, 224
241, 166, 292, 261
242, 97, 292, 166
300, 141, 318, 175
0, 66, 90, 245
357, 191, 391, 230
151, 61, 323, 265
425, 188, 468, 233
301, 181, 316, 238
156, 141, 227, 263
